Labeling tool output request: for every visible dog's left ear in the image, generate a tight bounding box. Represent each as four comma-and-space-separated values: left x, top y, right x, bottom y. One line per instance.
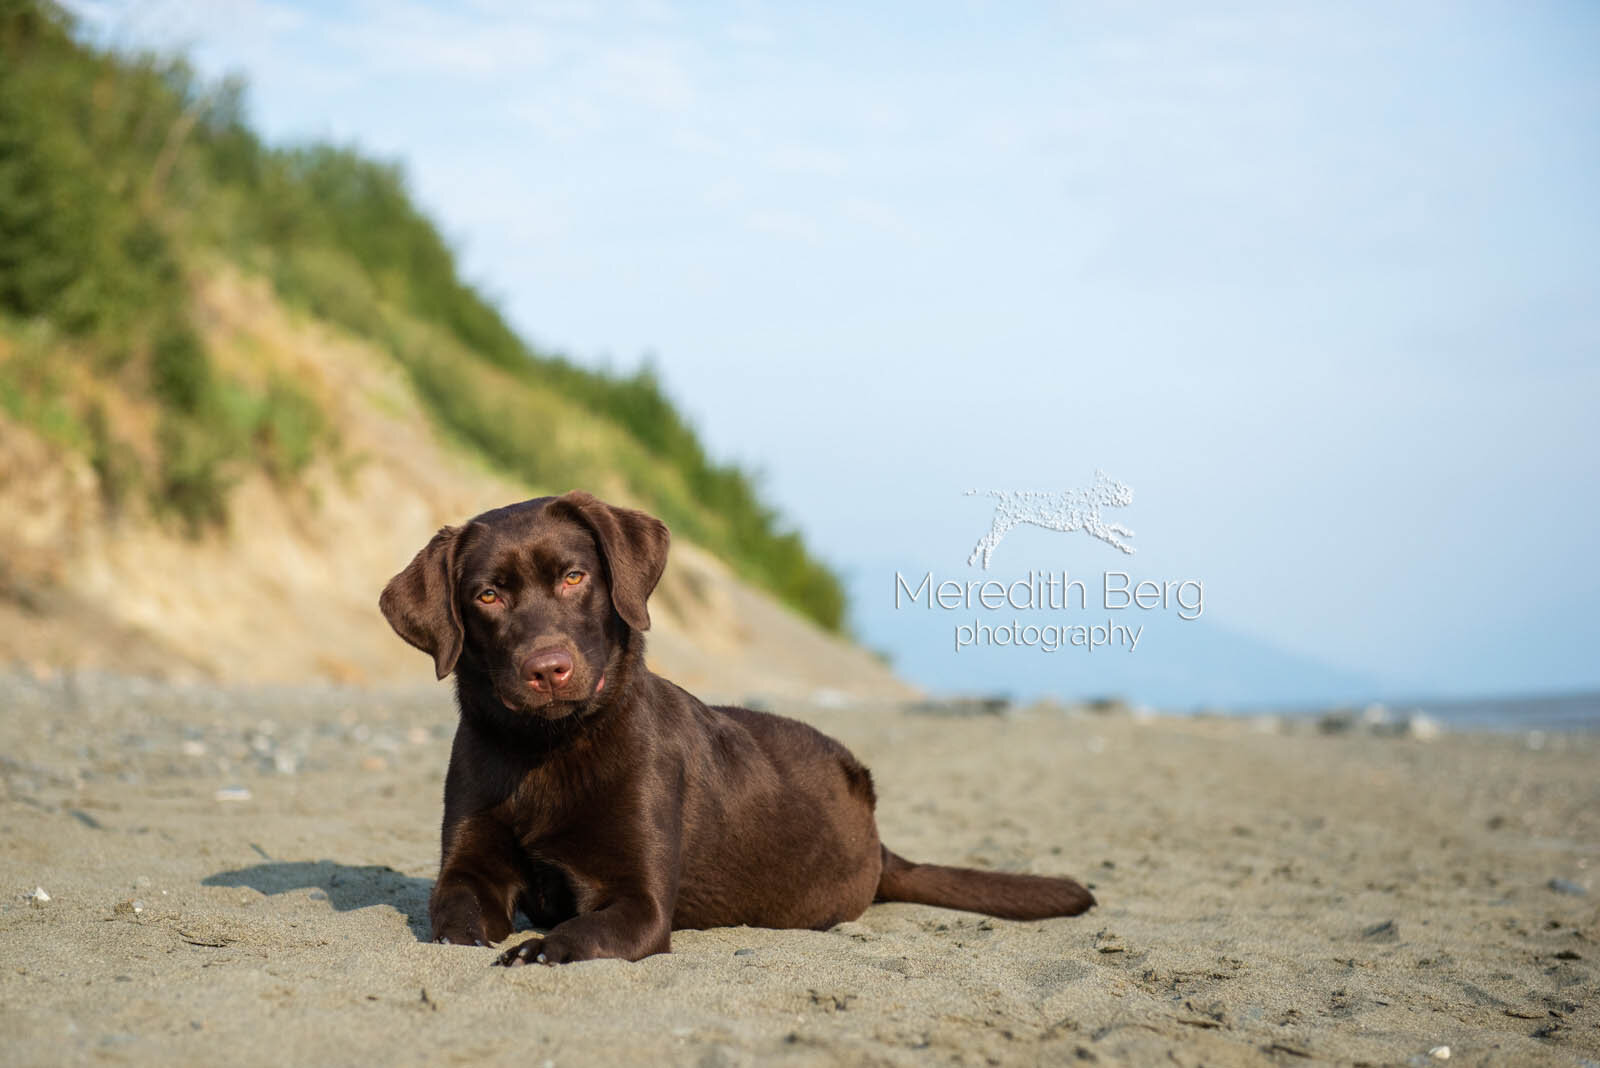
552, 490, 670, 632
380, 524, 471, 679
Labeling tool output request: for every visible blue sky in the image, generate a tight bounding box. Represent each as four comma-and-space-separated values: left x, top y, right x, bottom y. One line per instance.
70, 1, 1600, 704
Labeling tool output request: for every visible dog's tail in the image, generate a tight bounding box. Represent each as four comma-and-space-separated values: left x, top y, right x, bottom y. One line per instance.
874, 846, 1095, 920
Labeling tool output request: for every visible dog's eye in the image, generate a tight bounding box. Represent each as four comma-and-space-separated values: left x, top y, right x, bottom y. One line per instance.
563, 571, 584, 586
477, 589, 498, 604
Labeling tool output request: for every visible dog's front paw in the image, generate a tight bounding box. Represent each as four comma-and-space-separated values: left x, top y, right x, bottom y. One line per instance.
432, 924, 489, 947
495, 933, 589, 966
495, 937, 546, 966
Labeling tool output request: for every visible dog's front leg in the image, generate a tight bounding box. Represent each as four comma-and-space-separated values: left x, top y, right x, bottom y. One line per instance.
430, 812, 527, 946
497, 785, 681, 966
1104, 523, 1136, 553
495, 891, 673, 965
1086, 517, 1135, 554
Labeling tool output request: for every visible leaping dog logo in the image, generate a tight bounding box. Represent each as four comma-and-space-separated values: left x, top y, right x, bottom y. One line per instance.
966, 472, 1136, 568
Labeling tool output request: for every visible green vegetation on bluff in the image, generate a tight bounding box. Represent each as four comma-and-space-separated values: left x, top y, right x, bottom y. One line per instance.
0, 0, 845, 631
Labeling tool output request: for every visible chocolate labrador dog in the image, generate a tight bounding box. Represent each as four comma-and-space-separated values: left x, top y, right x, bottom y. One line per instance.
380, 491, 1094, 966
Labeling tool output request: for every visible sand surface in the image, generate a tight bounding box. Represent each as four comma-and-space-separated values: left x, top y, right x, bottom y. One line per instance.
2, 672, 1596, 1067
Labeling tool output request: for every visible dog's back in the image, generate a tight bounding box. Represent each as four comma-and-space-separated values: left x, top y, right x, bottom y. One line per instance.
696, 700, 1094, 926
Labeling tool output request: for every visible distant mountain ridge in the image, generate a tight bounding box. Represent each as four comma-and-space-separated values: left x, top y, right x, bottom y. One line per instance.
853, 584, 1391, 708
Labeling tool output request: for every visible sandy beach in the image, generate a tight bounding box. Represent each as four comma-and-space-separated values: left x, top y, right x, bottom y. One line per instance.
1, 671, 1596, 1067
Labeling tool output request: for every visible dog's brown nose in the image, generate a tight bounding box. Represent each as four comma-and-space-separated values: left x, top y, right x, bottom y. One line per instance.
522, 648, 574, 693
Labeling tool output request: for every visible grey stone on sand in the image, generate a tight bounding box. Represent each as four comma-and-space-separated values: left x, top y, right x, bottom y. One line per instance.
904, 695, 1012, 718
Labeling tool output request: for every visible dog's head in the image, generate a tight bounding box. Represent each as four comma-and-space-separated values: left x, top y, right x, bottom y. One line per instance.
1091, 471, 1133, 508
379, 491, 670, 721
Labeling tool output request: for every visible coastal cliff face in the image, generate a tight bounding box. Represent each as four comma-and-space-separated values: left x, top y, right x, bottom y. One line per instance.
0, 267, 911, 703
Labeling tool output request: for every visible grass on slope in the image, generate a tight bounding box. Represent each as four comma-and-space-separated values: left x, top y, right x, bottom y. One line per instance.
0, 0, 844, 630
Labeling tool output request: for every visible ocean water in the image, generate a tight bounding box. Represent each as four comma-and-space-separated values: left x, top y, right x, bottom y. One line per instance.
1254, 692, 1600, 733
1395, 692, 1600, 733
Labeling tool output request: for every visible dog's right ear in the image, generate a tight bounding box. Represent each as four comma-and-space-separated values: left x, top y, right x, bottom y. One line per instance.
380, 525, 468, 680
549, 490, 670, 633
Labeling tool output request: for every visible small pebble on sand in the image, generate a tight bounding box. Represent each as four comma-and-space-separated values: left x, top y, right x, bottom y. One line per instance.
1407, 715, 1443, 741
